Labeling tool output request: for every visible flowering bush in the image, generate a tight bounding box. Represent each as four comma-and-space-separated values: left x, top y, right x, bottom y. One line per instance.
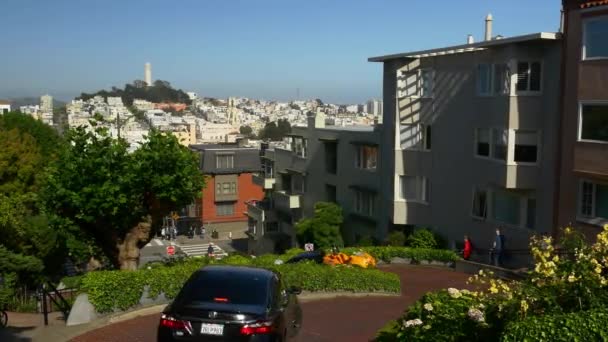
378, 225, 608, 341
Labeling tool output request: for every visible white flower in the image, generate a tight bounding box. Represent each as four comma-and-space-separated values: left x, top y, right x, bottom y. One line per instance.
467, 308, 485, 323
423, 303, 433, 311
404, 318, 423, 328
447, 288, 461, 298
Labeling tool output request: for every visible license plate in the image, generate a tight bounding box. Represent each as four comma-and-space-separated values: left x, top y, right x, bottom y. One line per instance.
201, 323, 224, 335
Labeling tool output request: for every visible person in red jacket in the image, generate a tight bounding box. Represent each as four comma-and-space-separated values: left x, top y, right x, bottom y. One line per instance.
463, 235, 472, 260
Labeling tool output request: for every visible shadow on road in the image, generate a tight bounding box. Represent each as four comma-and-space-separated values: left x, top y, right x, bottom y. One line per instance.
0, 326, 35, 342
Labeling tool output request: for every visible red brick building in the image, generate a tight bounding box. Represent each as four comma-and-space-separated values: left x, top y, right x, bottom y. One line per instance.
191, 142, 264, 236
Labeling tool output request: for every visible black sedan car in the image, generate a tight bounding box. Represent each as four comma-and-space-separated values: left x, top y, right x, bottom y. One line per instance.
157, 265, 302, 341
285, 251, 324, 264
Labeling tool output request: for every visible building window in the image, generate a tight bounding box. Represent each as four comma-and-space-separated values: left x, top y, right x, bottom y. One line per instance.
324, 142, 338, 174
291, 137, 308, 158
292, 174, 306, 194
423, 125, 432, 150
400, 176, 429, 202
216, 182, 236, 195
515, 61, 542, 92
216, 202, 234, 216
216, 154, 234, 169
326, 184, 337, 203
514, 131, 538, 163
472, 187, 488, 218
421, 69, 434, 98
493, 63, 510, 95
583, 16, 608, 60
397, 71, 419, 98
579, 103, 608, 142
492, 189, 521, 226
491, 189, 536, 228
354, 190, 375, 216
477, 64, 492, 95
355, 145, 378, 170
579, 180, 608, 220
493, 129, 507, 161
476, 128, 490, 157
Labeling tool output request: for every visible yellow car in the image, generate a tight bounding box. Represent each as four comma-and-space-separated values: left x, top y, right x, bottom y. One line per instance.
323, 251, 376, 268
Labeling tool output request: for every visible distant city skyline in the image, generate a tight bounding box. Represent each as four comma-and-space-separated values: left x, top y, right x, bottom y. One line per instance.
1, 0, 560, 103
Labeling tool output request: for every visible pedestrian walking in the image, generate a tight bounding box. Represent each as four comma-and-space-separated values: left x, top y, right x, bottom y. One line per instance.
201, 226, 206, 239
207, 244, 214, 258
491, 228, 505, 267
161, 227, 166, 240
463, 235, 472, 260
229, 231, 232, 240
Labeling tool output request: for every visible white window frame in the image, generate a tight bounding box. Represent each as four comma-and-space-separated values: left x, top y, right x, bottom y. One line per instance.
354, 190, 375, 216
474, 128, 491, 159
512, 130, 540, 165
420, 69, 434, 98
355, 145, 378, 171
489, 188, 536, 230
216, 154, 234, 169
471, 187, 488, 219
476, 63, 510, 97
399, 175, 430, 204
397, 69, 433, 98
578, 101, 608, 144
514, 60, 543, 95
577, 179, 608, 227
582, 15, 608, 61
216, 202, 235, 216
476, 64, 493, 96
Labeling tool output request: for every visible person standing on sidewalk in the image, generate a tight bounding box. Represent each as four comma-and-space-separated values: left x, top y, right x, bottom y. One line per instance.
491, 228, 505, 267
201, 226, 206, 239
463, 235, 472, 260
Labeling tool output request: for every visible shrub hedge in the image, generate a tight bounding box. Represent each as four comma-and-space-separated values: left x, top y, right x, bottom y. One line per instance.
500, 310, 608, 342
81, 251, 401, 313
340, 247, 459, 263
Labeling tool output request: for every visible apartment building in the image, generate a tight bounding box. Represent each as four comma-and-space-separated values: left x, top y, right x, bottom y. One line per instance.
556, 0, 608, 237
246, 112, 387, 255
0, 100, 10, 114
191, 142, 264, 238
369, 18, 562, 259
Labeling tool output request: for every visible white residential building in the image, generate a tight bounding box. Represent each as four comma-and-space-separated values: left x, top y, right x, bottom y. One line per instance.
40, 94, 53, 113
0, 100, 10, 114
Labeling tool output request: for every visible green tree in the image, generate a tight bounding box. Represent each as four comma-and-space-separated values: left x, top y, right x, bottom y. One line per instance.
239, 125, 253, 136
42, 127, 205, 270
296, 202, 344, 249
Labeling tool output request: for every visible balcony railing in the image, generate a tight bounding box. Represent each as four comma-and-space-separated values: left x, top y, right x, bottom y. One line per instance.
274, 191, 301, 211
252, 173, 276, 190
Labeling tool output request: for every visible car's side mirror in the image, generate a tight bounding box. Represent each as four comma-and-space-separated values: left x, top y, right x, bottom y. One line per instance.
287, 286, 302, 295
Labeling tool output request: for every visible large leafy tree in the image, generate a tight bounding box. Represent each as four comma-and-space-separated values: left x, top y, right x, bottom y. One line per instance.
296, 202, 344, 249
43, 126, 205, 270
0, 112, 65, 298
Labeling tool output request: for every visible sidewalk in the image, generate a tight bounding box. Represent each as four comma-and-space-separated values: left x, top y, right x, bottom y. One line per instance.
0, 305, 168, 342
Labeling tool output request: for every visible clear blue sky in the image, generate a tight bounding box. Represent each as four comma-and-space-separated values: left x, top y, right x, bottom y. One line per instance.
1, 0, 560, 104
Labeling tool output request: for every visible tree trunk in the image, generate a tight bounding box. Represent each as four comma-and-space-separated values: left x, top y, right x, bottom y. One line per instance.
117, 216, 152, 271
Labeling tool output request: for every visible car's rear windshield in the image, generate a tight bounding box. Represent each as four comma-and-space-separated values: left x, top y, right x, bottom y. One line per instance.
178, 269, 270, 306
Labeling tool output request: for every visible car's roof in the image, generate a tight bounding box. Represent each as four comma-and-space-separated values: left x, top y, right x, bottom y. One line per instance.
200, 265, 276, 279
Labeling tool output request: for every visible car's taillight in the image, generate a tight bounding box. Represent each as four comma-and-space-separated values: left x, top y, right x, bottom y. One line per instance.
160, 314, 190, 331
240, 320, 275, 335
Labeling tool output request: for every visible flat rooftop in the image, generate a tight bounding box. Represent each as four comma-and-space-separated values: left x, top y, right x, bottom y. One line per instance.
368, 32, 559, 62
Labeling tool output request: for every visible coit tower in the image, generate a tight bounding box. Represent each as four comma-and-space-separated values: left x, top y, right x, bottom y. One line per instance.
144, 63, 152, 85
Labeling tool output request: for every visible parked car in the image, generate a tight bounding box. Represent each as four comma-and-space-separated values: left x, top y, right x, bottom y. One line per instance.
285, 251, 325, 264
157, 265, 302, 341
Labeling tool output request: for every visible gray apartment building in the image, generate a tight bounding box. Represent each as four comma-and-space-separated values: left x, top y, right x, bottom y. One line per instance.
246, 112, 388, 255
369, 19, 562, 261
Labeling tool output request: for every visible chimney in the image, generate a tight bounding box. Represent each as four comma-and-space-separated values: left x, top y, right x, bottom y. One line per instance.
467, 34, 474, 44
485, 14, 493, 41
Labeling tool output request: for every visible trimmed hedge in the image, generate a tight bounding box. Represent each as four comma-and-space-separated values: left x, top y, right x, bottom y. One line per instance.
81, 253, 400, 313
500, 310, 608, 342
341, 247, 459, 263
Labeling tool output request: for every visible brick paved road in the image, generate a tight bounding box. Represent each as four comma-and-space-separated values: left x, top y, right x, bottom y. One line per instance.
72, 265, 472, 342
